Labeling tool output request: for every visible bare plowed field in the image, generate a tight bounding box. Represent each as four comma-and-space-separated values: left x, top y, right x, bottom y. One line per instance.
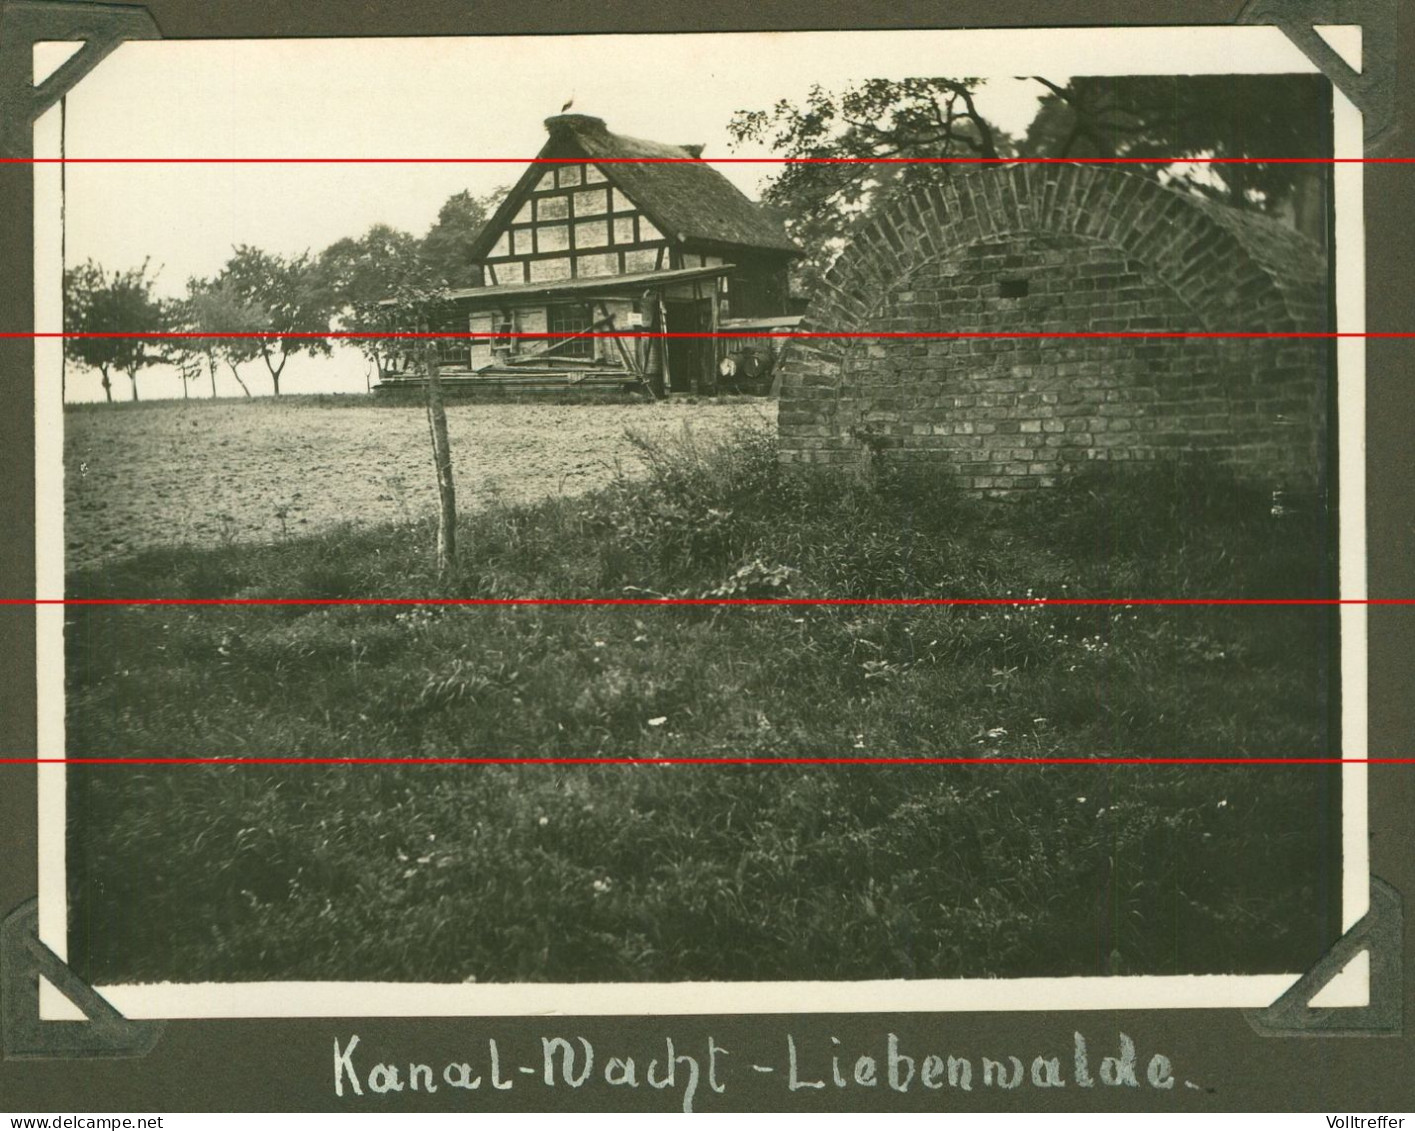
64, 398, 773, 571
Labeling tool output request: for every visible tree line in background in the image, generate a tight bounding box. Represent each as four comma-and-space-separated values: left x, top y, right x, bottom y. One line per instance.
64, 73, 1332, 401
62, 188, 501, 402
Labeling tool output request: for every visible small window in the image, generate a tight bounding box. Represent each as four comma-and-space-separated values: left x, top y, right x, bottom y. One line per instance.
492, 317, 515, 351
999, 278, 1029, 298
432, 314, 469, 367
547, 302, 595, 359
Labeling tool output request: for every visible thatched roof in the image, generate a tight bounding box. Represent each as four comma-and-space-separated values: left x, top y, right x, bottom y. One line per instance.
467, 114, 800, 260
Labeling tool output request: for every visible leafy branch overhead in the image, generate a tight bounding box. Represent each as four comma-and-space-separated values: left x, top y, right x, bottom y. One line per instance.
1020, 75, 1332, 226
732, 74, 1331, 290
729, 79, 1012, 290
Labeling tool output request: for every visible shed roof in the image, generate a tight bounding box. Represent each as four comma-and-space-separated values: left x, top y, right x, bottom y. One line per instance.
467, 114, 801, 260
1187, 194, 1329, 333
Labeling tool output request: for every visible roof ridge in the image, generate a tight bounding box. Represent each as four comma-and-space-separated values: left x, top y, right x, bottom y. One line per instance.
469, 115, 801, 259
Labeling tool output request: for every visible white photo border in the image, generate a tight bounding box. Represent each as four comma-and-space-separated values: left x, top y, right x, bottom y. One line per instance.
32, 23, 1369, 1019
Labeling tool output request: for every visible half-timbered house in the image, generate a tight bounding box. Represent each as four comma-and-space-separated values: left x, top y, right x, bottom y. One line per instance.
378, 113, 801, 396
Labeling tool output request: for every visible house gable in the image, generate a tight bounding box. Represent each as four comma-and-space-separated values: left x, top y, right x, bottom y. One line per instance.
467, 114, 798, 289
471, 147, 679, 288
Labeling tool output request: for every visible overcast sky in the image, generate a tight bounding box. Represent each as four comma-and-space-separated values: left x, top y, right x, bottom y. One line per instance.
39, 27, 1322, 401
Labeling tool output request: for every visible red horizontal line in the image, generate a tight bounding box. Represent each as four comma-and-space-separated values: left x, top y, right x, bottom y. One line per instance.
13, 756, 1401, 766
4, 156, 1402, 165
22, 597, 1381, 607
16, 331, 1403, 341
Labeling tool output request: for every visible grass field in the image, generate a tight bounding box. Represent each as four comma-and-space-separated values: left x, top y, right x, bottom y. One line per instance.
65, 410, 1341, 986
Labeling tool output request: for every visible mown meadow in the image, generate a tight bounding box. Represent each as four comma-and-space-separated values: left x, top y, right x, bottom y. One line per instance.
66, 419, 1342, 985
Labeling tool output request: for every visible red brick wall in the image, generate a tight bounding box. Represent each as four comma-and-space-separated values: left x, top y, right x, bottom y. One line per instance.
777, 166, 1330, 493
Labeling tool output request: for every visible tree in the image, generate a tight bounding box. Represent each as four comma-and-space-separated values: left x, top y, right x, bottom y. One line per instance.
419, 188, 505, 288
218, 246, 332, 396
1020, 74, 1331, 241
156, 297, 204, 400
180, 278, 270, 398
317, 224, 426, 384
62, 258, 165, 402
731, 73, 1332, 288
64, 261, 118, 403
729, 79, 1012, 291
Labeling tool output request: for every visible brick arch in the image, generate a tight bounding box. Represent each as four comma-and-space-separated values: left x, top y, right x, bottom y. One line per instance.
797, 165, 1309, 356
776, 165, 1329, 490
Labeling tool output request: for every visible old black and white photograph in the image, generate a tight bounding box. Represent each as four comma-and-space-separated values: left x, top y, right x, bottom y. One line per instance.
33, 26, 1365, 1017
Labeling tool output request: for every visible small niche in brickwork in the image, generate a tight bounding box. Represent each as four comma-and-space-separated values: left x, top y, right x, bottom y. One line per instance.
999, 278, 1029, 298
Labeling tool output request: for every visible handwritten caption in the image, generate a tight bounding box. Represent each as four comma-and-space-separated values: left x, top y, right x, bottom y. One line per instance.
333, 1030, 1199, 1112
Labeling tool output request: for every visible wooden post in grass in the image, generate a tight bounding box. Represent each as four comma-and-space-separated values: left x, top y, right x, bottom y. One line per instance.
420, 320, 458, 581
